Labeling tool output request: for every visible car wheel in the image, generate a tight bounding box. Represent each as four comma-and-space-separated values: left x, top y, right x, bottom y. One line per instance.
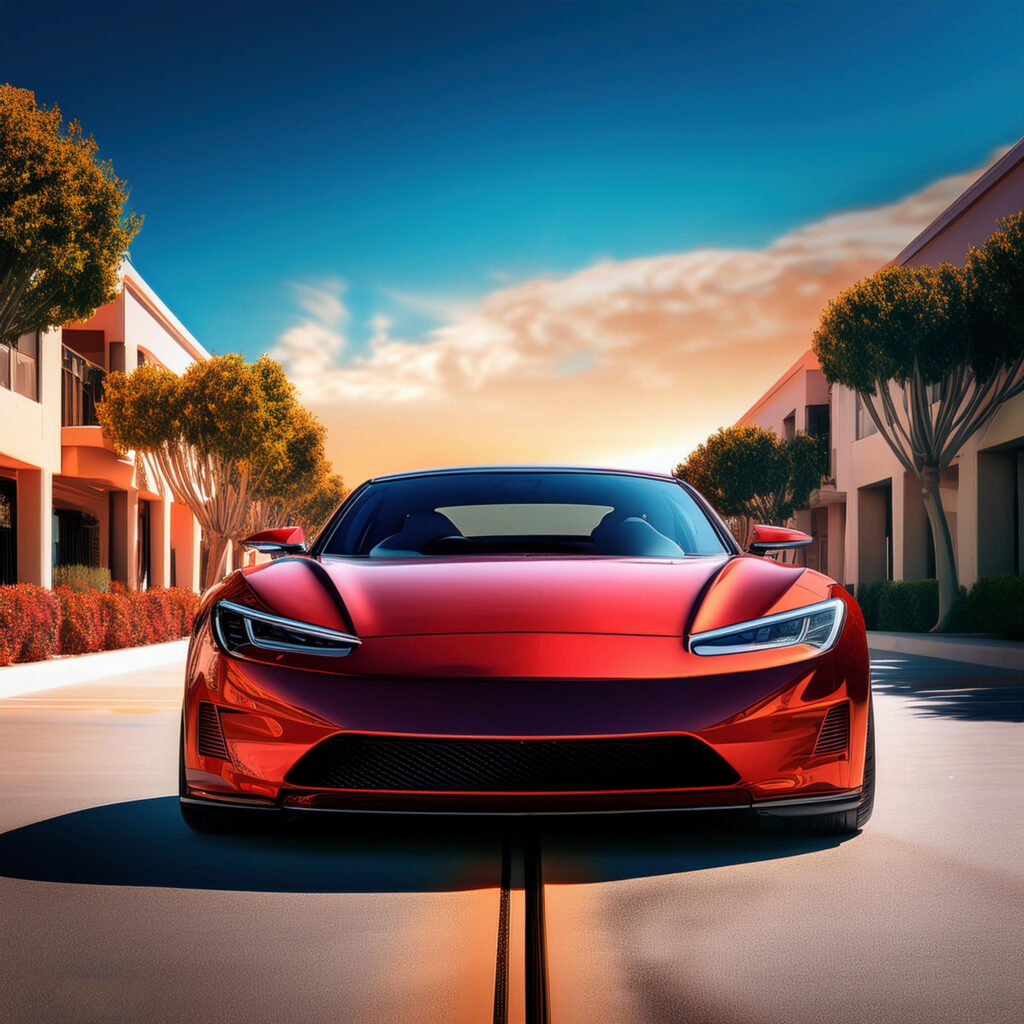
178, 713, 282, 835
784, 696, 875, 836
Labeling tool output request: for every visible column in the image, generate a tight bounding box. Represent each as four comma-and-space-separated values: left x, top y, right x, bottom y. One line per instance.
109, 488, 139, 587
827, 503, 847, 586
171, 503, 202, 592
16, 468, 52, 587
150, 493, 172, 588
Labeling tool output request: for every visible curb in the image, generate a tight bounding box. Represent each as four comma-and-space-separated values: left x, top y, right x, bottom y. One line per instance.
868, 631, 1024, 672
0, 639, 188, 699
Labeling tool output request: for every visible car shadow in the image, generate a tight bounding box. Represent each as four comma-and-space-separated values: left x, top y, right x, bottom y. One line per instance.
871, 653, 1024, 722
0, 797, 849, 893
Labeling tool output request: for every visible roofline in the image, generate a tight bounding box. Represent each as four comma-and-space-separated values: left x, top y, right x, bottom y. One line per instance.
119, 260, 211, 363
889, 138, 1024, 267
366, 465, 680, 484
735, 348, 821, 426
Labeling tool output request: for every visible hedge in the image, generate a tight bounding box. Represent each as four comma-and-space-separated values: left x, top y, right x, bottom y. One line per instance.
853, 574, 1024, 638
968, 574, 1024, 641
0, 582, 200, 666
877, 579, 939, 633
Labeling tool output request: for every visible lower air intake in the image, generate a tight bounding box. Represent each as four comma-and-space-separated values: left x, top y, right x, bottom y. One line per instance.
196, 701, 230, 760
813, 703, 850, 756
285, 733, 740, 792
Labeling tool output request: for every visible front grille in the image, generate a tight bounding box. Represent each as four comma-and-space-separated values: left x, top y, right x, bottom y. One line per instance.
285, 733, 740, 792
196, 701, 230, 760
813, 703, 850, 756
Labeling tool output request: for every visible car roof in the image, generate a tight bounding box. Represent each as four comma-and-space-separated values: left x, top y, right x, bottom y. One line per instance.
367, 465, 679, 484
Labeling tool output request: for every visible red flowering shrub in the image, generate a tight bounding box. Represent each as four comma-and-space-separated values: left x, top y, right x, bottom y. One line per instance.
98, 589, 132, 649
0, 583, 198, 665
108, 583, 152, 646
165, 587, 201, 635
55, 586, 104, 655
142, 589, 174, 643
0, 584, 61, 665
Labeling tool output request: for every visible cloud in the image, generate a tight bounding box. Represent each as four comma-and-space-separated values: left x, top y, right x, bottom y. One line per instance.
267, 280, 347, 379
270, 149, 1008, 484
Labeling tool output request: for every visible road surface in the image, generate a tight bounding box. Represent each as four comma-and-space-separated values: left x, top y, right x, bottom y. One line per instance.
1, 650, 1022, 1023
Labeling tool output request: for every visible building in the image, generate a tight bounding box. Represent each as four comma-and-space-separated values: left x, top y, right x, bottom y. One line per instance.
832, 140, 1024, 590
0, 262, 210, 591
738, 139, 1024, 590
735, 348, 841, 577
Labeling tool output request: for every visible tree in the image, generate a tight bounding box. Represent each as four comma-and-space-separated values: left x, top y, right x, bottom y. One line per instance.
812, 212, 1024, 630
674, 424, 827, 528
293, 473, 347, 539
244, 407, 330, 535
98, 354, 328, 589
0, 84, 141, 344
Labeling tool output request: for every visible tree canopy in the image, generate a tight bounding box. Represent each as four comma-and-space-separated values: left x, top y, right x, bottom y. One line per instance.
98, 354, 329, 588
812, 211, 1024, 629
674, 424, 827, 526
293, 473, 347, 538
0, 84, 141, 344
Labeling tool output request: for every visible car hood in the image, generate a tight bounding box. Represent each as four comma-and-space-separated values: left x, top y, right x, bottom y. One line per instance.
244, 554, 745, 638
328, 556, 740, 637
240, 552, 830, 641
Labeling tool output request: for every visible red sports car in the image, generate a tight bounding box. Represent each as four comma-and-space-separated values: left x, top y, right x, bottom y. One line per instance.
180, 467, 873, 835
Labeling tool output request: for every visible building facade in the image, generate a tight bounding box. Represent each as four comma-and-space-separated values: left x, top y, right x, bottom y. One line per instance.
735, 348, 840, 577
0, 263, 210, 591
738, 139, 1024, 590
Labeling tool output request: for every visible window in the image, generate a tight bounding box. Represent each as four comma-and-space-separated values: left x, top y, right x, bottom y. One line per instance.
855, 393, 878, 440
805, 403, 830, 440
320, 471, 730, 559
782, 410, 796, 440
0, 332, 39, 402
437, 503, 614, 537
61, 347, 106, 426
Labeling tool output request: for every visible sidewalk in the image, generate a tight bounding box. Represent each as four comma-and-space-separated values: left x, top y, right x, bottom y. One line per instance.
0, 640, 188, 699
868, 631, 1024, 672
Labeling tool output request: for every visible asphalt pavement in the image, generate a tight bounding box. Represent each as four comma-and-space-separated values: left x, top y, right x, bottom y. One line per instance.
1, 650, 1022, 1024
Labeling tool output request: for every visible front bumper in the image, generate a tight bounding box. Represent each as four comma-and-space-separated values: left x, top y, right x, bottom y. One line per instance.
182, 613, 871, 816
181, 787, 869, 820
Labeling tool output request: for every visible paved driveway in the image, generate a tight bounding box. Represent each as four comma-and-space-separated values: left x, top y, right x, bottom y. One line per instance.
1, 651, 1021, 1023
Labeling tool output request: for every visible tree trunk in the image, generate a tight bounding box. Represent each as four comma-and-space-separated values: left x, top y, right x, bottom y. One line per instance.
203, 533, 232, 591
919, 466, 959, 632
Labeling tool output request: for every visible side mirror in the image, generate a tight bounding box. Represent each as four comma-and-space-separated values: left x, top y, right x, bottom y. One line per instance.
240, 526, 306, 557
747, 524, 812, 555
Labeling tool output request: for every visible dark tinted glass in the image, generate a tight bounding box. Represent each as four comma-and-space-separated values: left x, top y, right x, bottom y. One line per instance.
320, 472, 728, 558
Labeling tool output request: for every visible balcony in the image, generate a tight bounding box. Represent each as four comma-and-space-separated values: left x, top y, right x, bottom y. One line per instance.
62, 346, 106, 427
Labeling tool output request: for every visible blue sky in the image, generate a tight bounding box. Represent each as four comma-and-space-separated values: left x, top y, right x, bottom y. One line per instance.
2, 0, 1020, 359
2, 2, 1022, 480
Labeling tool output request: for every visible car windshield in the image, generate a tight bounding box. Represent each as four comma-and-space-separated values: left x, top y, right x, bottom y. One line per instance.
319, 471, 729, 558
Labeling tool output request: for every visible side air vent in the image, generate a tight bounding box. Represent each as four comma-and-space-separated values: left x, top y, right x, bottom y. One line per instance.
196, 701, 230, 760
813, 703, 850, 756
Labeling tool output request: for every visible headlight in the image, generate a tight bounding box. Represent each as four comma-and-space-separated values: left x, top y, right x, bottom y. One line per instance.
212, 600, 361, 657
688, 598, 845, 656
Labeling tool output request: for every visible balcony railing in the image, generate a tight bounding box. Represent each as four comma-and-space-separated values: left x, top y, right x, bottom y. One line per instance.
62, 347, 106, 427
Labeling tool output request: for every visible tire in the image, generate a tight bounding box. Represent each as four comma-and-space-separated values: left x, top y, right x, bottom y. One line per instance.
780, 696, 875, 837
855, 695, 876, 829
178, 712, 282, 835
